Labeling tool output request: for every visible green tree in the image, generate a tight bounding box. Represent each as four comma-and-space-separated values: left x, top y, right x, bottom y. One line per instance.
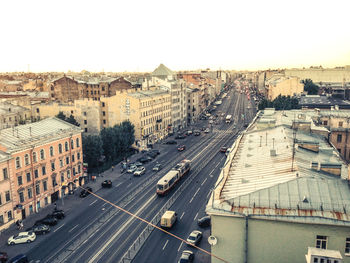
302, 79, 319, 95
100, 127, 117, 161
56, 111, 67, 121
82, 135, 103, 168
258, 95, 300, 110
66, 114, 80, 127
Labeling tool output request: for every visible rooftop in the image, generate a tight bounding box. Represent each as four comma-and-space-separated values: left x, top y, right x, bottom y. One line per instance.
127, 89, 169, 99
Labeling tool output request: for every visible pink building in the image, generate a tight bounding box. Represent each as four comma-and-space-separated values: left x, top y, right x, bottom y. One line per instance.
0, 152, 14, 231
0, 117, 84, 221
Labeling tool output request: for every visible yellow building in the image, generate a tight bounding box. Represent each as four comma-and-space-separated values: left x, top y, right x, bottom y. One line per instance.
102, 89, 171, 147
265, 74, 304, 100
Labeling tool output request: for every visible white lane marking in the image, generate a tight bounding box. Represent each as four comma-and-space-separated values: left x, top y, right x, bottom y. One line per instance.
177, 241, 183, 252
126, 183, 132, 188
53, 223, 65, 233
102, 203, 107, 207
115, 182, 122, 187
180, 212, 185, 220
162, 240, 169, 250
89, 200, 97, 206
88, 195, 156, 263
201, 178, 207, 186
194, 212, 199, 221
207, 191, 212, 198
68, 224, 79, 233
193, 188, 200, 198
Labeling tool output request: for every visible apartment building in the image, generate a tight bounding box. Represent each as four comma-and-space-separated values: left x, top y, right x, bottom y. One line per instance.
0, 118, 83, 221
265, 74, 304, 100
207, 109, 350, 263
186, 87, 201, 125
0, 152, 14, 232
0, 101, 32, 129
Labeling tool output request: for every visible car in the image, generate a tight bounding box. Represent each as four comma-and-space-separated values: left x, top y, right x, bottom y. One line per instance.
35, 215, 58, 226
8, 232, 36, 245
79, 187, 93, 198
200, 127, 206, 131
101, 180, 112, 188
204, 128, 210, 133
26, 224, 50, 235
0, 252, 8, 263
146, 151, 158, 159
177, 145, 186, 151
134, 161, 143, 167
150, 149, 160, 155
186, 230, 202, 246
209, 120, 214, 124
165, 140, 177, 145
152, 163, 162, 171
220, 146, 228, 153
141, 149, 150, 153
193, 130, 201, 136
127, 165, 137, 173
178, 250, 194, 263
175, 134, 186, 139
8, 254, 29, 263
185, 130, 193, 136
50, 209, 65, 219
138, 156, 152, 163
134, 167, 146, 176
225, 148, 231, 156
197, 216, 211, 227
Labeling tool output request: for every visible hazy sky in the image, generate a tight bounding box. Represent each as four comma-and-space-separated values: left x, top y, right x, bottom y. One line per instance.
1, 0, 349, 72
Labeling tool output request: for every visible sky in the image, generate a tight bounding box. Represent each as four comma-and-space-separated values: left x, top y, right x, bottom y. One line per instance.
1, 0, 349, 73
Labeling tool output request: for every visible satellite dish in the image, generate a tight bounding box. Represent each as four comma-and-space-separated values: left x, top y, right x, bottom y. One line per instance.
208, 235, 218, 246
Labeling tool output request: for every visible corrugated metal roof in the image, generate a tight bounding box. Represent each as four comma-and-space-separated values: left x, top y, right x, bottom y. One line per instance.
127, 89, 169, 99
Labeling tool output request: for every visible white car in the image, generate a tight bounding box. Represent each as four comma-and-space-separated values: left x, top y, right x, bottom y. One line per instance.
127, 165, 137, 173
186, 230, 202, 246
204, 128, 210, 133
134, 166, 146, 176
8, 231, 36, 245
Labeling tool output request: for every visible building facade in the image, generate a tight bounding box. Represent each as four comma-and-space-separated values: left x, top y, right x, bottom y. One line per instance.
265, 74, 304, 100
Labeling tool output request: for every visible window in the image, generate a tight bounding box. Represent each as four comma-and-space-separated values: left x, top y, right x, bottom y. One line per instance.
0, 215, 3, 225
52, 176, 57, 187
78, 164, 81, 174
61, 173, 64, 182
67, 170, 71, 179
65, 142, 69, 152
35, 183, 40, 195
73, 167, 76, 176
339, 121, 343, 127
83, 111, 87, 116
77, 152, 81, 160
0, 194, 2, 205
76, 138, 80, 147
2, 168, 8, 180
7, 211, 12, 221
29, 205, 33, 214
50, 146, 54, 157
345, 238, 350, 254
84, 128, 88, 132
316, 235, 327, 249
26, 172, 31, 182
33, 152, 37, 163
19, 191, 24, 203
42, 165, 46, 176
43, 180, 47, 191
84, 120, 87, 125
72, 154, 75, 162
40, 149, 45, 160
51, 162, 55, 171
60, 159, 63, 167
58, 144, 62, 154
71, 139, 74, 149
27, 188, 33, 199
16, 157, 21, 169
102, 102, 105, 107
24, 154, 30, 166
5, 191, 10, 202
45, 197, 48, 205
66, 157, 69, 165
34, 169, 38, 178
103, 119, 106, 124
103, 111, 106, 116
17, 176, 23, 186
323, 120, 328, 125
337, 134, 342, 143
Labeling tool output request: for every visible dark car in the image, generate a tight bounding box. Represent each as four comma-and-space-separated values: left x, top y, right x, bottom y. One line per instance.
165, 140, 177, 145
0, 252, 8, 263
51, 210, 65, 219
8, 254, 28, 263
26, 224, 50, 235
150, 149, 160, 155
80, 187, 93, 198
178, 250, 194, 263
101, 180, 112, 188
146, 151, 157, 159
193, 130, 201, 136
220, 146, 228, 153
178, 145, 186, 151
35, 216, 58, 226
175, 134, 186, 139
197, 216, 211, 227
137, 156, 152, 163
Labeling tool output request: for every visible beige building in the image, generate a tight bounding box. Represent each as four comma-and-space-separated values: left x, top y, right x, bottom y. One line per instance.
186, 87, 201, 124
265, 74, 304, 100
0, 101, 32, 129
101, 89, 171, 147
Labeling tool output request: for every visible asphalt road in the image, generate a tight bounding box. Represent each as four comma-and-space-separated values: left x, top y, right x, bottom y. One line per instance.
23, 84, 257, 263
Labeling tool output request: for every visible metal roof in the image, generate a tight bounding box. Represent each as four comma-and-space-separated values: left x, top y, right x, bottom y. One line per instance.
127, 89, 169, 99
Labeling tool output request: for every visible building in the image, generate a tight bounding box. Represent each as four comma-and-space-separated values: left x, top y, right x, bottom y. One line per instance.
0, 101, 32, 129
186, 87, 201, 125
0, 118, 84, 221
207, 108, 350, 263
265, 74, 304, 100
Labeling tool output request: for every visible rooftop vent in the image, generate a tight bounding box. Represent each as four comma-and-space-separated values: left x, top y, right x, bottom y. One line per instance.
302, 196, 309, 203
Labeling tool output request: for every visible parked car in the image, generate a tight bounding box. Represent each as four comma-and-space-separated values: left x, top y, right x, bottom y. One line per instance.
193, 130, 201, 136
101, 180, 112, 188
0, 252, 8, 263
134, 167, 146, 176
138, 156, 152, 163
175, 134, 186, 139
177, 145, 186, 151
165, 140, 177, 145
197, 216, 211, 227
186, 230, 202, 246
50, 209, 65, 219
79, 187, 93, 198
185, 130, 193, 136
35, 215, 58, 226
152, 163, 162, 171
127, 165, 137, 173
204, 128, 210, 133
8, 254, 29, 263
220, 146, 228, 153
178, 250, 194, 263
134, 161, 143, 167
146, 151, 158, 159
8, 232, 36, 245
26, 224, 50, 235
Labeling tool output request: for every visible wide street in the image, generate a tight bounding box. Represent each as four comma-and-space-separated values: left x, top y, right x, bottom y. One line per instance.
18, 83, 256, 263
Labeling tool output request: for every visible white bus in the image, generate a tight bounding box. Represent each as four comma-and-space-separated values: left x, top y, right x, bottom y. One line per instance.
225, 115, 232, 123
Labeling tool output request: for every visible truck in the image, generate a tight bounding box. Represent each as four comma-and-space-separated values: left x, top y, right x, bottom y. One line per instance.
225, 115, 232, 123
160, 210, 177, 228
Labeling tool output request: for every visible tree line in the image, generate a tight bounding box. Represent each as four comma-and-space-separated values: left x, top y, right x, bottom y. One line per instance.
258, 95, 300, 111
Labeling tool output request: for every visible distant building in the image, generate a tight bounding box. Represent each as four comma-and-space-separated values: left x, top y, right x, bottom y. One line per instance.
265, 74, 304, 100
0, 101, 32, 129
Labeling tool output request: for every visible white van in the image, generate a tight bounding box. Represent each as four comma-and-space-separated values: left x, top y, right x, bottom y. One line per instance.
160, 211, 177, 228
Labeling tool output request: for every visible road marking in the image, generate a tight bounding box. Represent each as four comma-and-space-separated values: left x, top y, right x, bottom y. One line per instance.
180, 212, 185, 220
68, 224, 79, 233
162, 240, 169, 250
207, 191, 212, 198
126, 183, 132, 188
201, 178, 207, 186
177, 241, 183, 252
53, 223, 65, 233
190, 187, 200, 203
102, 203, 107, 207
115, 182, 122, 187
88, 195, 156, 263
89, 200, 97, 206
194, 212, 199, 221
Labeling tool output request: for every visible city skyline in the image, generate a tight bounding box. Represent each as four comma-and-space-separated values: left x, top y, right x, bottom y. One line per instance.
1, 0, 349, 73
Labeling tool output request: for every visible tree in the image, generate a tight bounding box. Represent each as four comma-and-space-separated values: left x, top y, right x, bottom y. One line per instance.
56, 111, 66, 121
302, 79, 319, 95
66, 114, 80, 127
82, 135, 103, 168
258, 95, 300, 110
100, 127, 117, 161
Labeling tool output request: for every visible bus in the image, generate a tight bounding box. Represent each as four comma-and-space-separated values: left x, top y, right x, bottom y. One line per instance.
225, 115, 232, 123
